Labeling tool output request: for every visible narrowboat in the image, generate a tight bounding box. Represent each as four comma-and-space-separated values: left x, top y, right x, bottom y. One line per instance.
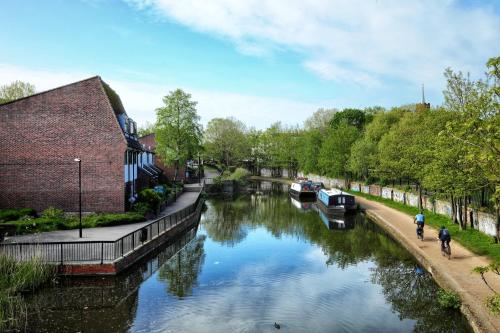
289, 180, 317, 198
317, 189, 356, 214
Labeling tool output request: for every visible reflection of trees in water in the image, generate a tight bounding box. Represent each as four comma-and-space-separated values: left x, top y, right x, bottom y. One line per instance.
158, 235, 206, 298
203, 190, 471, 332
19, 226, 200, 333
372, 262, 471, 333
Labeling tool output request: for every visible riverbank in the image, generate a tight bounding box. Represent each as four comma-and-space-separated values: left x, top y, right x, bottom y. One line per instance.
252, 176, 500, 333
0, 256, 55, 330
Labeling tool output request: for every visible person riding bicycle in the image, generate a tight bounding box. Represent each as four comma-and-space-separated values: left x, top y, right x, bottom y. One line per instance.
414, 211, 425, 237
438, 226, 451, 251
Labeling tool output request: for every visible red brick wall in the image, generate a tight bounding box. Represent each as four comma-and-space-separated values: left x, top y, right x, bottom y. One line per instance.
0, 77, 128, 213
138, 133, 186, 181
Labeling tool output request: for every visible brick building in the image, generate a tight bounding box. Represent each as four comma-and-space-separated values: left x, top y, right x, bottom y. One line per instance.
138, 133, 186, 181
0, 76, 160, 213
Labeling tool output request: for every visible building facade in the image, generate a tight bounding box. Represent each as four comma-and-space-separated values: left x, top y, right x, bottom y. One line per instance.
0, 76, 159, 213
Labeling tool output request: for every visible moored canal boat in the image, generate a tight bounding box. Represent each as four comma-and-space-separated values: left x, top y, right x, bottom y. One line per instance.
289, 180, 317, 198
317, 188, 356, 214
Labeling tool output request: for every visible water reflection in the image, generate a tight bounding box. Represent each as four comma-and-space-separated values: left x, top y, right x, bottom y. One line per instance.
18, 182, 470, 333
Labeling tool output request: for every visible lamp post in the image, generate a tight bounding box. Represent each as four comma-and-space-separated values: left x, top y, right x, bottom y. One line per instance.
74, 158, 82, 238
198, 152, 201, 185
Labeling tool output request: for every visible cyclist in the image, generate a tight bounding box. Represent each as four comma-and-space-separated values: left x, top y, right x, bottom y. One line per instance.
438, 226, 451, 253
414, 211, 425, 239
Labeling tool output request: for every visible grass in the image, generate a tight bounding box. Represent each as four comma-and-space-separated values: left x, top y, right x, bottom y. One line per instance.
0, 255, 55, 330
348, 190, 500, 263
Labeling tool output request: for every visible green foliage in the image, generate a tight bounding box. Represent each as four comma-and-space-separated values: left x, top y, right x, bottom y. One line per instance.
437, 290, 461, 309
82, 213, 145, 228
226, 168, 250, 183
486, 295, 500, 315
137, 188, 163, 212
137, 121, 156, 137
0, 208, 36, 223
155, 89, 202, 180
0, 80, 36, 104
318, 123, 359, 177
348, 190, 500, 262
329, 108, 372, 130
0, 255, 55, 331
204, 117, 248, 166
41, 207, 65, 220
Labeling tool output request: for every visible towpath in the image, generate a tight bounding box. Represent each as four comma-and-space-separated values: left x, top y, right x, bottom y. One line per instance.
356, 196, 500, 333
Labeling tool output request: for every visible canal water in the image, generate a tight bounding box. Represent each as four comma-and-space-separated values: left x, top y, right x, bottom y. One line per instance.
20, 181, 471, 332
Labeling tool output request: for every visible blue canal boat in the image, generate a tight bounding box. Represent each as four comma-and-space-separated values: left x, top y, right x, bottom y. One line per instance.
317, 189, 356, 214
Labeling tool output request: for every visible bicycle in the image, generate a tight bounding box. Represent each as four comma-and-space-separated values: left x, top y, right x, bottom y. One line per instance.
441, 240, 451, 259
416, 226, 424, 241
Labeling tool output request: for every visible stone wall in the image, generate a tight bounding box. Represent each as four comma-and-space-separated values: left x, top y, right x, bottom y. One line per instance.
296, 172, 497, 237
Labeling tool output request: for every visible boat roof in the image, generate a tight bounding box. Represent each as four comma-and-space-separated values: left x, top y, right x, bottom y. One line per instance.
320, 188, 353, 196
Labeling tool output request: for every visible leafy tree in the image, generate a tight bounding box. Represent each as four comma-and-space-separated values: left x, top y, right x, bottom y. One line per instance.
348, 108, 404, 181
297, 129, 322, 175
137, 121, 156, 137
318, 123, 360, 178
304, 108, 338, 133
0, 81, 36, 104
204, 117, 248, 166
330, 108, 372, 130
155, 89, 202, 181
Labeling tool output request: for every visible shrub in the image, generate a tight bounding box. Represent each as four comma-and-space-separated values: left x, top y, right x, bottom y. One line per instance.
41, 207, 65, 220
0, 208, 36, 223
486, 295, 500, 315
132, 202, 150, 216
437, 290, 461, 309
227, 168, 250, 184
137, 189, 163, 212
83, 213, 145, 228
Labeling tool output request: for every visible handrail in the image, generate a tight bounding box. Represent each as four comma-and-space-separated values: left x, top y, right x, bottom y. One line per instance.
0, 191, 204, 264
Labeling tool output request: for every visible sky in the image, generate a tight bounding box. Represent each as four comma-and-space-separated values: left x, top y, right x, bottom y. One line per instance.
0, 0, 499, 129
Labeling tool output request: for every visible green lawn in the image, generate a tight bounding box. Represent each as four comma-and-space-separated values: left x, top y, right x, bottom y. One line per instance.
348, 190, 500, 263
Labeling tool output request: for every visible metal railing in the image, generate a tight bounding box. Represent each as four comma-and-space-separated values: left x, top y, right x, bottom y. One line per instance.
0, 193, 204, 265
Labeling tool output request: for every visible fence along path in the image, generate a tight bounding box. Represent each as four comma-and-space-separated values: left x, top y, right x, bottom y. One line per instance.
0, 191, 203, 265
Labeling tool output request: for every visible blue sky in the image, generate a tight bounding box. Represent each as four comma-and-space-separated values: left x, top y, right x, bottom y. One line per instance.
0, 0, 499, 128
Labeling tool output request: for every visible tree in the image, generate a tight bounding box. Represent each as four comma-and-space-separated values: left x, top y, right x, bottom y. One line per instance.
304, 108, 338, 133
441, 59, 500, 236
318, 123, 360, 178
137, 121, 156, 137
348, 108, 404, 181
0, 80, 36, 104
329, 108, 372, 130
204, 117, 248, 166
155, 89, 202, 181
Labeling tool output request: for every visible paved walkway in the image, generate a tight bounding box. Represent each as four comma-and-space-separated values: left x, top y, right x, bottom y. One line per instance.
3, 191, 200, 243
356, 196, 500, 333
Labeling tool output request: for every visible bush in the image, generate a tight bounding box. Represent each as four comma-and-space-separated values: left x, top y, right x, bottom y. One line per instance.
83, 213, 145, 228
227, 168, 250, 184
0, 208, 36, 223
132, 202, 151, 216
137, 189, 163, 212
437, 290, 461, 309
41, 207, 65, 220
486, 295, 500, 315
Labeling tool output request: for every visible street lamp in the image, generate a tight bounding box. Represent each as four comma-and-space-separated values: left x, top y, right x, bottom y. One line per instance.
74, 158, 82, 238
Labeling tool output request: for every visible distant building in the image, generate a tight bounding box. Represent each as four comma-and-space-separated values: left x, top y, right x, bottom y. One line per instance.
415, 84, 430, 112
0, 76, 161, 213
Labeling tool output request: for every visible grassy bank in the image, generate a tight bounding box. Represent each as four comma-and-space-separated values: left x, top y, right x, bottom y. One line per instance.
349, 190, 500, 263
0, 255, 55, 330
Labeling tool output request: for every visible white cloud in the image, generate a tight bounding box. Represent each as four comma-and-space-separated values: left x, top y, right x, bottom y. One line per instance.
0, 63, 321, 129
125, 0, 500, 89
